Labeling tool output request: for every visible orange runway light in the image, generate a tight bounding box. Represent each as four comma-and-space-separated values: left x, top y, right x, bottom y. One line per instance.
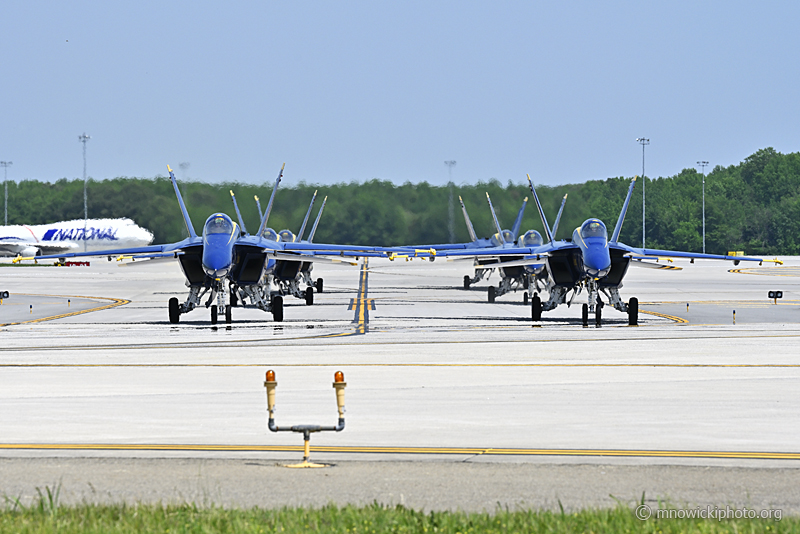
266, 370, 275, 382
334, 371, 344, 383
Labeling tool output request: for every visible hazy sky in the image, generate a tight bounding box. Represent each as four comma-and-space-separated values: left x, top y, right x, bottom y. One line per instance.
2, 1, 798, 187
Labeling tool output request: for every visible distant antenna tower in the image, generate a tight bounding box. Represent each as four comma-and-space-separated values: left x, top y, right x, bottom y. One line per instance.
79, 133, 91, 251
1, 161, 12, 225
444, 160, 456, 243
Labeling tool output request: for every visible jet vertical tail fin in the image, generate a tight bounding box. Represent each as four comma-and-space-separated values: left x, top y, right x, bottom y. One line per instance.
254, 195, 263, 221
307, 195, 328, 243
611, 177, 637, 243
229, 190, 248, 235
168, 165, 197, 239
485, 192, 507, 244
256, 163, 285, 238
510, 197, 528, 239
458, 196, 478, 243
527, 174, 554, 243
551, 193, 568, 238
295, 190, 318, 242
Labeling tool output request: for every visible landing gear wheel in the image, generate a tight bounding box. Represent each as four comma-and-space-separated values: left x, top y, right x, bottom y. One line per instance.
225, 305, 232, 324
523, 277, 530, 290
531, 293, 542, 321
168, 297, 180, 324
628, 297, 639, 326
595, 302, 602, 327
210, 305, 218, 325
463, 275, 471, 289
272, 295, 284, 322
582, 303, 589, 327
230, 289, 238, 307
315, 278, 324, 293
305, 286, 314, 305
523, 293, 529, 305
488, 286, 496, 303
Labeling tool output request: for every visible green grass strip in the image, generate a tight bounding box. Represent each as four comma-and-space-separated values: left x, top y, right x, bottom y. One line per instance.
0, 501, 795, 534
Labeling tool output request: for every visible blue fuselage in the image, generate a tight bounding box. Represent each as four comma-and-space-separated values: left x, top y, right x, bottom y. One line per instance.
202, 213, 238, 279
572, 219, 611, 278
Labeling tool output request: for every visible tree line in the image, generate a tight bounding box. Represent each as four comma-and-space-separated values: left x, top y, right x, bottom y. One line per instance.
5, 148, 799, 255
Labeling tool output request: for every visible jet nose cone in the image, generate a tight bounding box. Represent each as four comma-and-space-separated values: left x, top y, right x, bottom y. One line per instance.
584, 246, 611, 278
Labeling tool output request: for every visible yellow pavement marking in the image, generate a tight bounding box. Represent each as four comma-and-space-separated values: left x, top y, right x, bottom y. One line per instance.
0, 443, 797, 460
0, 294, 130, 327
639, 309, 688, 323
731, 267, 800, 277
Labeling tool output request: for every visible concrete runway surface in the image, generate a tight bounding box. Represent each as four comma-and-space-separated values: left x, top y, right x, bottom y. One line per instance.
0, 255, 799, 511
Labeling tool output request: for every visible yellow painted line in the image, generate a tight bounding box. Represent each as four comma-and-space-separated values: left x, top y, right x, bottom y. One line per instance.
0, 293, 130, 327
731, 267, 800, 277
639, 309, 688, 323
3, 331, 800, 353
0, 443, 797, 460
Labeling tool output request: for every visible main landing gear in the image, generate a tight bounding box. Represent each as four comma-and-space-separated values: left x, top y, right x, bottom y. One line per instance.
315, 278, 324, 293
305, 286, 314, 305
531, 292, 542, 321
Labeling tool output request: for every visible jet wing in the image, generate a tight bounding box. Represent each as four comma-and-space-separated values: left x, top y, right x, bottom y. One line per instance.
614, 243, 775, 264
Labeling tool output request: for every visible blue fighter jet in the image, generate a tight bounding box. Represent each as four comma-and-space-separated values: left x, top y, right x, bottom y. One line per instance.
417, 191, 568, 304
23, 165, 400, 325
431, 174, 775, 326
229, 188, 328, 305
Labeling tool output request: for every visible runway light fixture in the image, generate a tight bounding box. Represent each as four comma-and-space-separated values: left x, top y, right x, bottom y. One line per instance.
265, 370, 347, 468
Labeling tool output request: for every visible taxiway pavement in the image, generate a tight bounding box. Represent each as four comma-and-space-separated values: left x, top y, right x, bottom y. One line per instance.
1, 256, 799, 511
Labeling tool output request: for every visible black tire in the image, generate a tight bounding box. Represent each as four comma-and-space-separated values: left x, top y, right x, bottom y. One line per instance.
523, 276, 529, 290
210, 305, 218, 325
272, 295, 284, 322
305, 286, 314, 305
582, 303, 589, 327
463, 275, 471, 289
523, 293, 529, 305
168, 297, 180, 324
532, 294, 542, 321
225, 305, 232, 324
315, 278, 324, 293
488, 286, 496, 303
230, 289, 238, 307
595, 303, 602, 327
628, 296, 639, 326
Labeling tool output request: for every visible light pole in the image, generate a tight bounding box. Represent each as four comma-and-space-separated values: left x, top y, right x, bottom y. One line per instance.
444, 160, 456, 243
1, 161, 11, 225
636, 138, 650, 248
697, 160, 709, 253
78, 133, 91, 251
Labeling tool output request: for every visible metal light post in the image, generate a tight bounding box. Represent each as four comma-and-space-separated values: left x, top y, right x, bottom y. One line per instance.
636, 138, 650, 248
697, 161, 709, 253
78, 133, 91, 251
0, 161, 11, 225
444, 160, 456, 243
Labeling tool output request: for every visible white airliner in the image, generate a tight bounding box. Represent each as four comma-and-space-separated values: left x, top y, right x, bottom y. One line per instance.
0, 218, 154, 257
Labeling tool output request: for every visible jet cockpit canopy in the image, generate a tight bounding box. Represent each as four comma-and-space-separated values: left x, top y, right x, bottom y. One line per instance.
520, 229, 543, 247
580, 219, 607, 240
278, 229, 295, 243
203, 215, 234, 237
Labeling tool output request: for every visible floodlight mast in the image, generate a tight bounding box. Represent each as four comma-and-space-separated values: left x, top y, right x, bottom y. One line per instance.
697, 160, 709, 253
78, 133, 91, 252
1, 161, 12, 225
445, 160, 456, 243
636, 138, 650, 248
